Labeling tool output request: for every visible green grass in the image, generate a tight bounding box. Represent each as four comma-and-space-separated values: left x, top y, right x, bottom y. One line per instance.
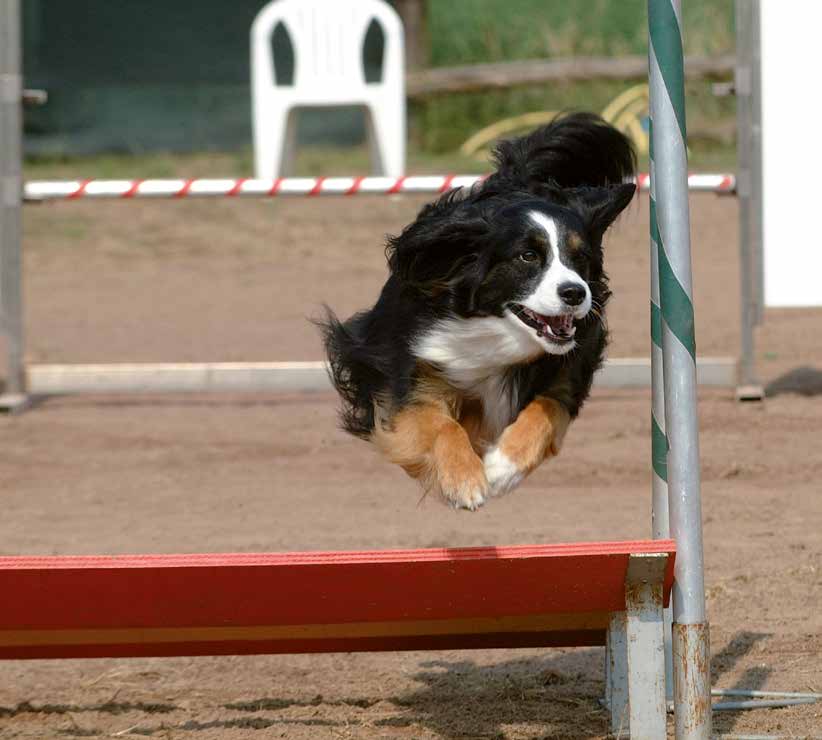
428, 0, 734, 65
23, 146, 485, 181
416, 0, 737, 157
23, 1, 738, 175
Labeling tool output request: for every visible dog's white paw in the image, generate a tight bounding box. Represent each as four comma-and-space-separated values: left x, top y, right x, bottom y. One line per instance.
483, 447, 525, 497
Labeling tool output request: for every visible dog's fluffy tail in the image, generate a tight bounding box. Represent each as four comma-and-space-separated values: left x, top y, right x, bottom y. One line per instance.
316, 308, 384, 439
489, 112, 636, 193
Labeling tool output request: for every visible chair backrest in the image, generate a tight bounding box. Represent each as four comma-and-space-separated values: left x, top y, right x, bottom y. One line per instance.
251, 0, 404, 95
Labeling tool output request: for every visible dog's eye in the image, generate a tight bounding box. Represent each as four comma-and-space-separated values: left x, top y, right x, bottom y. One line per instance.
519, 250, 539, 263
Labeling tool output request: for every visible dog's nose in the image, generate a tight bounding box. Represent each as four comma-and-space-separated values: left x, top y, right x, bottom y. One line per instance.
558, 282, 587, 306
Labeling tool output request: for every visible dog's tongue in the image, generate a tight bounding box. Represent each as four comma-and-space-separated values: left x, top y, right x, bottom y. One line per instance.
547, 314, 574, 337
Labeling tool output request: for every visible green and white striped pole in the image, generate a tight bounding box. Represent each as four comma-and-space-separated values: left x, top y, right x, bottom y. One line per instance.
648, 1, 711, 738
649, 127, 674, 705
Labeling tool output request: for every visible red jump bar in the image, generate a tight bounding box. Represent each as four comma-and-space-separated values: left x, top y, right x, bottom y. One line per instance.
0, 540, 675, 660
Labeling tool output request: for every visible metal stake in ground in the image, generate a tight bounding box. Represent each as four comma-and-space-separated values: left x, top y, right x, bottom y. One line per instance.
648, 1, 711, 738
0, 0, 27, 411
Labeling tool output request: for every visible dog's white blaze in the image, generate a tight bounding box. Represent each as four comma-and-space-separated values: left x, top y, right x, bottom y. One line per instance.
526, 211, 591, 318
483, 447, 525, 497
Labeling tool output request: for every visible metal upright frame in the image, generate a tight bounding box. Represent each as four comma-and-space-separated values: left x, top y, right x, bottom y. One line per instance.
648, 0, 711, 737
0, 0, 27, 412
735, 0, 764, 401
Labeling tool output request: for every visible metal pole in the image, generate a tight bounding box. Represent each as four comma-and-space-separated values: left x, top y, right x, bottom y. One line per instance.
648, 1, 711, 738
0, 0, 27, 411
749, 1, 764, 329
649, 129, 674, 704
735, 0, 764, 401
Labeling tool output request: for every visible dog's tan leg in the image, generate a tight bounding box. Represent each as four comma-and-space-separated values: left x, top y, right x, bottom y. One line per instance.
373, 402, 489, 510
483, 397, 571, 497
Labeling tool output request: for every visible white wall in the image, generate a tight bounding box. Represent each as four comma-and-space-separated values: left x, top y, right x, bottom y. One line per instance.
760, 1, 822, 307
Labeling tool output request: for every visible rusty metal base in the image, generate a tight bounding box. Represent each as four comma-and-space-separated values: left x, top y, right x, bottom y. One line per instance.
673, 621, 712, 739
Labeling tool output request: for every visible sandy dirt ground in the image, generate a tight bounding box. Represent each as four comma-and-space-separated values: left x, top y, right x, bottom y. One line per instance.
1, 193, 821, 738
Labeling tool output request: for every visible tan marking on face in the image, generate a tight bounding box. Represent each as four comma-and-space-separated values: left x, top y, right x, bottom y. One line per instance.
495, 397, 571, 473
566, 231, 584, 251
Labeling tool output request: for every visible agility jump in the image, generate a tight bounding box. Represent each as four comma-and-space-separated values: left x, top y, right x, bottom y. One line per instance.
0, 0, 712, 737
22, 173, 735, 201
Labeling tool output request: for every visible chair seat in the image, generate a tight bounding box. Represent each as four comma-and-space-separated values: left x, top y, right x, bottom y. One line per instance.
266, 89, 395, 107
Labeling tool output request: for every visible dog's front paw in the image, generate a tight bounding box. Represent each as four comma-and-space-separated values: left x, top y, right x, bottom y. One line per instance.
441, 479, 488, 511
428, 423, 489, 511
483, 447, 525, 497
435, 452, 489, 511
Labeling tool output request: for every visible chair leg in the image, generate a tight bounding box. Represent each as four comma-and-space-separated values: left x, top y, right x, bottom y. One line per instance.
364, 106, 384, 176
253, 106, 299, 179
280, 108, 299, 177
364, 101, 406, 177
625, 554, 668, 739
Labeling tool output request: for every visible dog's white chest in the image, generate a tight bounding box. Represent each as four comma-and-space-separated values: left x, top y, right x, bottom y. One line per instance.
413, 316, 538, 378
413, 317, 526, 439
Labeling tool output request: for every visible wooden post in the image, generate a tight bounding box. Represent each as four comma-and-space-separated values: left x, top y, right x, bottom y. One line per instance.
394, 0, 427, 70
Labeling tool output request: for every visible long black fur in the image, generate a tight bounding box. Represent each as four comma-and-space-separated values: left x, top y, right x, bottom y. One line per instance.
319, 113, 636, 439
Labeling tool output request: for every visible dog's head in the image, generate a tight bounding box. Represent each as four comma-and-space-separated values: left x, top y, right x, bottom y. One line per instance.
387, 183, 635, 356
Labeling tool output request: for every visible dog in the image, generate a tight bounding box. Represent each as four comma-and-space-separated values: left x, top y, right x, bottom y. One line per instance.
320, 113, 636, 510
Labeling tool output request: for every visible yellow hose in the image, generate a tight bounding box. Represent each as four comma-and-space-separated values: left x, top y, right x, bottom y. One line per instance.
459, 83, 650, 160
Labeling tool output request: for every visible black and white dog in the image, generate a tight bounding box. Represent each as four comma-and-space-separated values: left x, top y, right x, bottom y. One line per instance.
321, 113, 635, 510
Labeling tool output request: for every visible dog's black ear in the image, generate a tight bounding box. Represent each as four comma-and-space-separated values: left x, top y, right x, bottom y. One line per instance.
386, 211, 489, 291
570, 183, 636, 241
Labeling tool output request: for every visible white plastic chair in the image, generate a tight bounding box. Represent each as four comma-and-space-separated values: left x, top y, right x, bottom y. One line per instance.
251, 0, 406, 178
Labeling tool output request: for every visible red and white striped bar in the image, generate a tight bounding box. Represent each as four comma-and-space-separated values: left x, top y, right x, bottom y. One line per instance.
23, 173, 735, 201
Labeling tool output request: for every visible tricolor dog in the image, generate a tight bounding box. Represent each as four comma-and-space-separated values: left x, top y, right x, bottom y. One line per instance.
320, 113, 636, 509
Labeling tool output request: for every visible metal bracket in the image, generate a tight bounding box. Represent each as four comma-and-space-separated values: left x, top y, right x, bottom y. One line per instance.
625, 551, 669, 586
0, 393, 31, 414
734, 65, 752, 96
0, 73, 21, 103
606, 553, 670, 738
22, 88, 47, 106
624, 553, 668, 739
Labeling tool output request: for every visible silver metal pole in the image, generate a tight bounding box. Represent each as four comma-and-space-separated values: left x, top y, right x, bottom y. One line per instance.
0, 0, 27, 411
749, 1, 764, 329
735, 0, 764, 401
648, 1, 711, 737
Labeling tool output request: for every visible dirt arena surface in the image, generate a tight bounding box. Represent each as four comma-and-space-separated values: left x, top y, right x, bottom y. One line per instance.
1, 193, 821, 738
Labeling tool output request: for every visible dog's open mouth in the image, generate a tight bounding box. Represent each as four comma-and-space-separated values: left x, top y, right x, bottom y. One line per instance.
510, 304, 576, 343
